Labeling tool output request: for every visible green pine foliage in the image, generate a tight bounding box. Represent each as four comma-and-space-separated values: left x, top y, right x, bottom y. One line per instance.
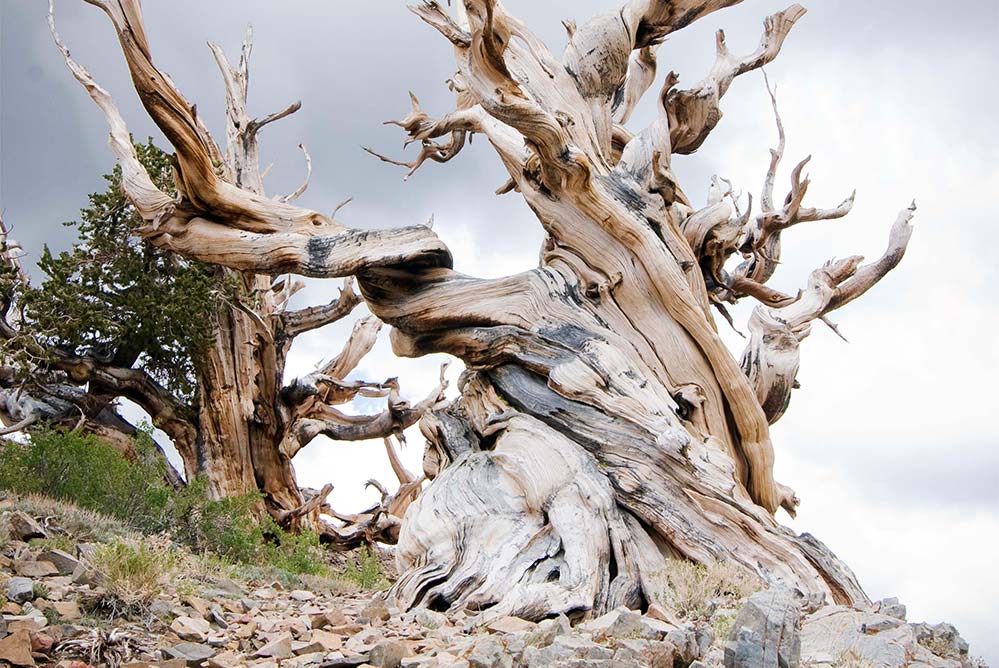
19, 139, 228, 402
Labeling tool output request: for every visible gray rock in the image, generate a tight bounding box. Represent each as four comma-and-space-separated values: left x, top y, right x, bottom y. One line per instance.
39, 548, 80, 575
13, 559, 57, 577
209, 604, 228, 629
70, 562, 102, 587
579, 607, 674, 640
485, 616, 535, 634
170, 616, 211, 643
501, 633, 528, 658
524, 614, 571, 648
75, 542, 98, 561
468, 636, 512, 668
414, 608, 447, 630
361, 600, 391, 624
694, 622, 716, 656
150, 599, 175, 618
215, 578, 244, 596
801, 606, 962, 668
254, 633, 294, 659
667, 624, 704, 665
344, 627, 385, 654
6, 511, 45, 541
521, 634, 615, 667
911, 622, 971, 666
613, 638, 679, 665
163, 641, 216, 666
251, 586, 277, 600
724, 588, 801, 668
578, 608, 632, 636
875, 597, 907, 621
290, 652, 326, 667
368, 639, 409, 668
321, 653, 372, 668
862, 617, 904, 633
6, 577, 34, 604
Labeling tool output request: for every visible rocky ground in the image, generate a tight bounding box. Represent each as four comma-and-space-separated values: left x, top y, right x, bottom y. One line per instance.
0, 501, 983, 668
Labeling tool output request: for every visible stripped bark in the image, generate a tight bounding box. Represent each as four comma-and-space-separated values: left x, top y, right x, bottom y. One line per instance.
57, 0, 912, 619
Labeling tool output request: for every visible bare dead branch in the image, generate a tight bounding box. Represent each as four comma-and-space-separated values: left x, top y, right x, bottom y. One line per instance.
666, 4, 806, 155
741, 204, 915, 425
282, 277, 363, 338
278, 144, 313, 203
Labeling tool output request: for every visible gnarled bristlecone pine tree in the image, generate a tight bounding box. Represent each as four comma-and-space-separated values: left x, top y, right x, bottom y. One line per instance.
0, 20, 448, 544
53, 0, 913, 621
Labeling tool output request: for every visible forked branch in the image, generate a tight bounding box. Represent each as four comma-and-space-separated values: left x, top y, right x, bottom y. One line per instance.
666, 4, 805, 155
730, 74, 856, 293
53, 1, 450, 279
282, 278, 363, 338
742, 204, 915, 423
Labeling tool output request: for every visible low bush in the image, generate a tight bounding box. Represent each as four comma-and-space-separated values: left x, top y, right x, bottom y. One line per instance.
0, 428, 171, 526
259, 520, 328, 577
0, 427, 332, 579
163, 478, 265, 564
341, 546, 390, 590
649, 559, 761, 620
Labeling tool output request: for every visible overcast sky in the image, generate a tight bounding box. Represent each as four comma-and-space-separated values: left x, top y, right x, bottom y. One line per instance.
2, 0, 997, 661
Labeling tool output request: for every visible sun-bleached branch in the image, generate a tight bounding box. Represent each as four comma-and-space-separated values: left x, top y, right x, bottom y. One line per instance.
741, 204, 915, 424
666, 4, 806, 155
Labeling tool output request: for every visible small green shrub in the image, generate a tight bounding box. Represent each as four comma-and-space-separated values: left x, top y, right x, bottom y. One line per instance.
31, 582, 49, 600
0, 428, 330, 580
341, 547, 389, 590
163, 478, 265, 564
0, 428, 172, 525
42, 607, 61, 626
29, 535, 77, 553
261, 523, 328, 577
711, 610, 737, 640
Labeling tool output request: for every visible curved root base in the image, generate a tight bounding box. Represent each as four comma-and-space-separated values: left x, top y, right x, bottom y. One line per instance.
391, 393, 867, 624
393, 415, 653, 624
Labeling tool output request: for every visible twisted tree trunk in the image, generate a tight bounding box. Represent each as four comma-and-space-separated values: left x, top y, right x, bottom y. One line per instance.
3, 18, 447, 541
55, 0, 913, 620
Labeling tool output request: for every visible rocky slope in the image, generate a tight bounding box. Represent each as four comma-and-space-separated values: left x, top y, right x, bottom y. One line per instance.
0, 500, 982, 668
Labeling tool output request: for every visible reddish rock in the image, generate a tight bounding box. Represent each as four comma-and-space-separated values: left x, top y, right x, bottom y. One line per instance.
0, 629, 36, 666
29, 631, 54, 653
14, 560, 58, 578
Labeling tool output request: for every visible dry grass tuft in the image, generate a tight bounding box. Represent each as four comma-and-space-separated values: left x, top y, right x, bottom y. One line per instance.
2, 493, 136, 543
648, 558, 762, 620
87, 535, 176, 614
